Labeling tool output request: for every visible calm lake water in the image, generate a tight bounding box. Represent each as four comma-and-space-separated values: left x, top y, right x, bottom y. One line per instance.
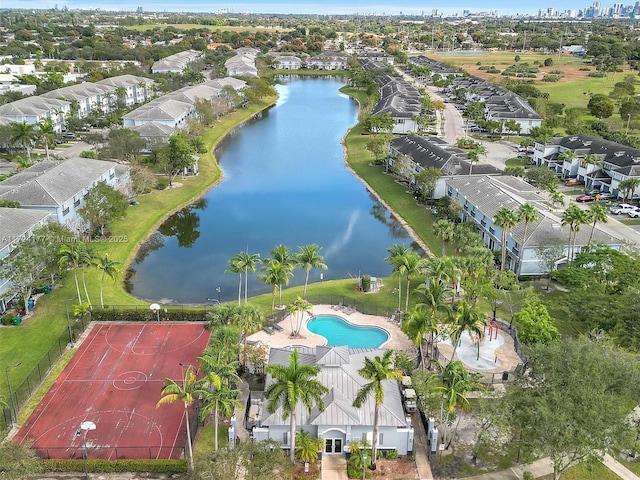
128, 77, 419, 304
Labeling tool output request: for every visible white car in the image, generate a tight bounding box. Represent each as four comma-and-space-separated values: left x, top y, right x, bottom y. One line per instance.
628, 207, 640, 218
610, 203, 637, 215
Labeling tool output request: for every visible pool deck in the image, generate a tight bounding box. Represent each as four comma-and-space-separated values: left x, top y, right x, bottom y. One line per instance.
247, 304, 416, 353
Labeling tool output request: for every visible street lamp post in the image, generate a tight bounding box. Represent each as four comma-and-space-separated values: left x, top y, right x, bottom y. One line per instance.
5, 362, 21, 425
627, 114, 632, 135
80, 420, 96, 480
216, 286, 221, 303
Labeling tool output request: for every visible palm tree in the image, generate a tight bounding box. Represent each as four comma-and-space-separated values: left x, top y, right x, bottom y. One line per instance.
287, 296, 312, 337
561, 204, 590, 262
426, 360, 484, 448
402, 303, 446, 369
265, 349, 328, 463
267, 245, 296, 307
494, 207, 520, 271
258, 259, 290, 314
237, 304, 264, 367
156, 364, 201, 470
95, 254, 120, 308
549, 189, 565, 208
207, 326, 242, 364
403, 251, 426, 312
516, 203, 539, 275
433, 219, 454, 257
587, 203, 608, 246
238, 250, 260, 304
226, 253, 244, 305
10, 122, 36, 161
58, 242, 83, 303
557, 150, 577, 166
385, 244, 410, 312
467, 145, 486, 176
13, 154, 34, 171
352, 350, 403, 470
618, 178, 640, 202
295, 244, 327, 298
37, 118, 57, 160
446, 300, 487, 362
295, 430, 324, 465
77, 243, 95, 307
198, 352, 241, 451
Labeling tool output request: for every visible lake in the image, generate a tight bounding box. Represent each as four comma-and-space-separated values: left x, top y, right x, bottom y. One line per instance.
128, 76, 419, 304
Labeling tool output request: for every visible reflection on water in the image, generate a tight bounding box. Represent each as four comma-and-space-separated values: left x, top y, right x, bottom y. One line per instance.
129, 77, 422, 304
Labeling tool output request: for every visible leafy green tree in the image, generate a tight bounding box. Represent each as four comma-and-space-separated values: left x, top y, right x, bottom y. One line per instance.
514, 296, 559, 344
78, 182, 128, 237
618, 178, 640, 202
294, 244, 327, 299
352, 350, 402, 470
101, 128, 146, 164
524, 165, 557, 189
237, 304, 264, 367
362, 113, 394, 135
192, 438, 292, 480
507, 338, 640, 480
414, 167, 441, 201
587, 93, 615, 119
534, 240, 566, 290
160, 133, 195, 185
265, 349, 328, 463
156, 364, 201, 470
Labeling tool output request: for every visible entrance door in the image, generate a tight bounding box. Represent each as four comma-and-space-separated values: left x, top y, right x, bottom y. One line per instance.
324, 438, 343, 454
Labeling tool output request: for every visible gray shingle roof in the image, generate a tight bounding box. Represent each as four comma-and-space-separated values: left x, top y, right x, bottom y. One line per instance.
0, 208, 50, 251
0, 158, 118, 207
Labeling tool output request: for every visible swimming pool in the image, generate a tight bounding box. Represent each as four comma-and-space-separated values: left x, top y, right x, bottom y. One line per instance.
306, 315, 389, 348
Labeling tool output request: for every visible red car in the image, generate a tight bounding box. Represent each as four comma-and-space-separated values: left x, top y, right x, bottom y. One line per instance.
576, 194, 596, 203
565, 178, 584, 186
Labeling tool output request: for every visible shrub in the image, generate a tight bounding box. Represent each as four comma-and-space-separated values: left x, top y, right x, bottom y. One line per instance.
361, 275, 371, 292
549, 69, 563, 74
90, 308, 207, 322
156, 178, 169, 190
523, 472, 535, 480
80, 150, 98, 159
588, 72, 606, 78
385, 449, 399, 459
1, 313, 14, 326
579, 67, 591, 71
542, 75, 561, 82
40, 458, 187, 473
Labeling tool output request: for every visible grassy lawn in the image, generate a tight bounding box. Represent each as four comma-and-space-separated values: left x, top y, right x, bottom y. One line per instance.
193, 424, 229, 461
558, 460, 623, 480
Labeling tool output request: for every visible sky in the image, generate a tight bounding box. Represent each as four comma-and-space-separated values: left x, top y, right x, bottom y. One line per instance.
1, 1, 608, 16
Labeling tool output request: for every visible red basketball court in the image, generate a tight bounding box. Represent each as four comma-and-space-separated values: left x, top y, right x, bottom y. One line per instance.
13, 322, 210, 460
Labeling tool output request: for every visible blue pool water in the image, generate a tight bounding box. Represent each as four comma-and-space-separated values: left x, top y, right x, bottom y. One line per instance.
307, 315, 389, 348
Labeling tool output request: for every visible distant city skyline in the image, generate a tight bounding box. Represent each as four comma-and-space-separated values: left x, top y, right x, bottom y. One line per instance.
1, 0, 636, 16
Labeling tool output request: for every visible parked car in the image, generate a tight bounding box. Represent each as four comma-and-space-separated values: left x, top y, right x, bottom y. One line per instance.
63, 132, 76, 139
597, 192, 615, 201
610, 203, 637, 215
628, 207, 640, 218
576, 194, 596, 203
565, 178, 585, 186
585, 189, 601, 196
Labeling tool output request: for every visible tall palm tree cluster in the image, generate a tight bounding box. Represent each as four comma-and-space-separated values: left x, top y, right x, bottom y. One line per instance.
58, 242, 120, 308
227, 244, 327, 314
8, 120, 59, 166
157, 326, 243, 469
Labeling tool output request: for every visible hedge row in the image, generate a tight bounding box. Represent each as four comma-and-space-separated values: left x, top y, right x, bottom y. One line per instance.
90, 309, 208, 322
40, 458, 188, 473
